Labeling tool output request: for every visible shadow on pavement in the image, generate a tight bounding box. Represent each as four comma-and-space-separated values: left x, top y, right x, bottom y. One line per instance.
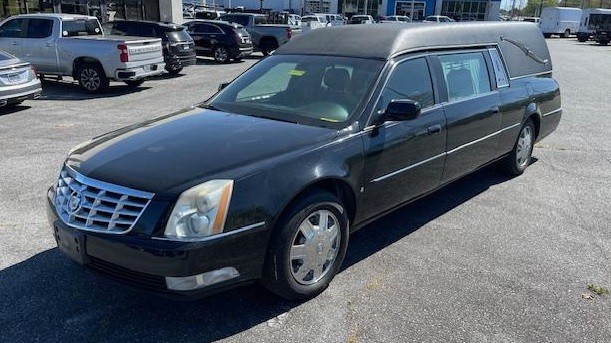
37, 80, 152, 101
0, 104, 32, 116
0, 162, 527, 343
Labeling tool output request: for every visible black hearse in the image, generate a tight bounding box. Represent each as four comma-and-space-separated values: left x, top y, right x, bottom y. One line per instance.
48, 23, 561, 300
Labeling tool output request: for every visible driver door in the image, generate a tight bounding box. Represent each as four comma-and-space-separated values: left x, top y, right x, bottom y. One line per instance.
361, 56, 447, 219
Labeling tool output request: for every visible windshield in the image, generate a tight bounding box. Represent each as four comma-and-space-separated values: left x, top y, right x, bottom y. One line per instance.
206, 55, 384, 128
62, 19, 102, 36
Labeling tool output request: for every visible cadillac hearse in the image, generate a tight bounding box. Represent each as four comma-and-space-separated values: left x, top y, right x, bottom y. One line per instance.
47, 23, 561, 300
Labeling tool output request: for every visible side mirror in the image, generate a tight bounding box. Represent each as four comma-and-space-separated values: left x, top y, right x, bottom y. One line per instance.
383, 100, 422, 122
218, 82, 229, 91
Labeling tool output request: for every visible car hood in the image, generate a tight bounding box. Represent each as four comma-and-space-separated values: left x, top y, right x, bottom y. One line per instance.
66, 107, 338, 196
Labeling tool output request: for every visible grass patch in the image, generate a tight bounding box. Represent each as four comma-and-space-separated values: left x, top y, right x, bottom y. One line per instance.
587, 283, 610, 296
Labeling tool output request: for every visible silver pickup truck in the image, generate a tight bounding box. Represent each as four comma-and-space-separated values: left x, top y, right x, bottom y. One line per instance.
0, 13, 165, 93
219, 13, 298, 56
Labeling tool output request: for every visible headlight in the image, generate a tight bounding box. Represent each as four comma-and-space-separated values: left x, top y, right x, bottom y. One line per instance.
164, 180, 234, 240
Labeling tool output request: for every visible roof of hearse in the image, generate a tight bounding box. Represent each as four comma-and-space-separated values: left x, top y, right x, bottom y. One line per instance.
275, 22, 552, 78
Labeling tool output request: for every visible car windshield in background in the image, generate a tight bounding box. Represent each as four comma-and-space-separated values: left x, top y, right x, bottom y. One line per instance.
207, 55, 384, 128
62, 19, 102, 36
165, 28, 192, 42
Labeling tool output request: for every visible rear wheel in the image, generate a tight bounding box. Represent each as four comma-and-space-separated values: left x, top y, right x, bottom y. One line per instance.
260, 39, 278, 56
165, 64, 183, 75
562, 29, 571, 38
124, 79, 145, 88
503, 119, 535, 176
77, 63, 108, 94
213, 45, 230, 63
261, 192, 349, 300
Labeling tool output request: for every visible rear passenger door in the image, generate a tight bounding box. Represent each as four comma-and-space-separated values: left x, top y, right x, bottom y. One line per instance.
361, 56, 447, 219
433, 50, 501, 182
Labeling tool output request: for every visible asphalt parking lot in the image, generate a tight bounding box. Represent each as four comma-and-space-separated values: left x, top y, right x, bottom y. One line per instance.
1, 39, 610, 343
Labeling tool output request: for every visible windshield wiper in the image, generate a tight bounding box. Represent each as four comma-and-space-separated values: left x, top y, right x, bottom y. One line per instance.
199, 103, 221, 111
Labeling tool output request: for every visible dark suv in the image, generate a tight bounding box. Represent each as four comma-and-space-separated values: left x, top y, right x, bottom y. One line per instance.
103, 20, 196, 74
184, 20, 253, 63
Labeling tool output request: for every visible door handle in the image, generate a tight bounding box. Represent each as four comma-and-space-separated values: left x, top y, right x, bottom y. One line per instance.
427, 124, 442, 134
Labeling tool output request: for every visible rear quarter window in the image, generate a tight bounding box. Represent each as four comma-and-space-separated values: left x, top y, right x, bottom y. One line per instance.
488, 48, 509, 88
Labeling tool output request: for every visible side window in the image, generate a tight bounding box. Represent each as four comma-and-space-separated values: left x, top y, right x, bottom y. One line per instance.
209, 25, 224, 34
438, 52, 491, 101
377, 57, 435, 112
26, 19, 54, 39
0, 19, 24, 38
488, 48, 509, 88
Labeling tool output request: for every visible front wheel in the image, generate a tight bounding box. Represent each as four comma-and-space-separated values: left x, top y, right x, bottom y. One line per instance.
165, 64, 183, 75
77, 63, 109, 94
261, 192, 349, 300
503, 119, 535, 176
562, 29, 571, 38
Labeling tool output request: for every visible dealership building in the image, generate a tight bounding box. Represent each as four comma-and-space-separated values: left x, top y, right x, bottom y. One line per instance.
1, 0, 500, 23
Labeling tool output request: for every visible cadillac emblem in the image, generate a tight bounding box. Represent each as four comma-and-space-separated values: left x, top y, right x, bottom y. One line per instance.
67, 190, 83, 215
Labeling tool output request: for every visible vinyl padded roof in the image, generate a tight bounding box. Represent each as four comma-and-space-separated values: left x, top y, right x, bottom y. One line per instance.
276, 22, 552, 78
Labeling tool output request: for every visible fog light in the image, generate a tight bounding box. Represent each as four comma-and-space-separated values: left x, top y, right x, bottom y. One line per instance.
165, 267, 240, 291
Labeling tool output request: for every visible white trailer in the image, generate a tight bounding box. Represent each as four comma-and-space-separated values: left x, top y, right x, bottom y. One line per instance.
577, 8, 611, 42
540, 7, 582, 38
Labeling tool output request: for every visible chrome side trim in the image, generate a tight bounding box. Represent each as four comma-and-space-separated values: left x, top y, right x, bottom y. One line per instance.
152, 221, 267, 242
542, 108, 562, 117
372, 152, 446, 183
509, 71, 553, 81
370, 122, 522, 183
447, 122, 521, 155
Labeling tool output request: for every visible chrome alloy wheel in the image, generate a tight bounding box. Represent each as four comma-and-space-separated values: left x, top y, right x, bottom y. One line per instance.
214, 47, 228, 62
80, 68, 101, 91
516, 124, 533, 168
289, 210, 341, 285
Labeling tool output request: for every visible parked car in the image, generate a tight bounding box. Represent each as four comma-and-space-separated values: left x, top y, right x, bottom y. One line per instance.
0, 50, 41, 107
539, 7, 581, 38
102, 20, 196, 75
424, 15, 455, 22
378, 15, 411, 23
577, 8, 611, 42
348, 15, 374, 24
0, 13, 164, 93
218, 13, 296, 56
48, 22, 560, 300
183, 20, 253, 63
522, 17, 540, 24
313, 13, 345, 26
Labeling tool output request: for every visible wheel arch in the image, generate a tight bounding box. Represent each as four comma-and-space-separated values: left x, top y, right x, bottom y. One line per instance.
72, 57, 104, 79
524, 102, 541, 139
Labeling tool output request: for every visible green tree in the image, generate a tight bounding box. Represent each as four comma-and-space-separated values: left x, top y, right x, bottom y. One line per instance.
522, 0, 559, 17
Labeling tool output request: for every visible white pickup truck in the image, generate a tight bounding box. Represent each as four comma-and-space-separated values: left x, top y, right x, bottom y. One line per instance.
0, 13, 165, 93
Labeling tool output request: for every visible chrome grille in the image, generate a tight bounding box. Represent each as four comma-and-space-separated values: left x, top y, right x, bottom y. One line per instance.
54, 166, 154, 234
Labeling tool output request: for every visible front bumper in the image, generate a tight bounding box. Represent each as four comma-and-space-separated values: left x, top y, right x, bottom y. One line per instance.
113, 62, 166, 81
46, 188, 269, 299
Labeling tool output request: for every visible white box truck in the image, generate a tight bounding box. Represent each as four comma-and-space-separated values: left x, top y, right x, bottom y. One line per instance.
577, 8, 611, 42
540, 7, 582, 38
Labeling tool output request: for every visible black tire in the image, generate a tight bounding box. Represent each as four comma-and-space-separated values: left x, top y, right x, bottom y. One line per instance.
503, 118, 535, 176
543, 33, 552, 38
260, 39, 278, 56
600, 40, 609, 46
577, 36, 587, 42
124, 79, 145, 88
165, 64, 183, 75
213, 45, 230, 63
233, 56, 242, 62
76, 63, 108, 94
562, 29, 570, 38
261, 192, 349, 300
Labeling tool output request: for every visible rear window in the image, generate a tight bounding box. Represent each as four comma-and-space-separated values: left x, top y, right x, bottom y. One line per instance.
165, 28, 192, 42
62, 19, 102, 36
